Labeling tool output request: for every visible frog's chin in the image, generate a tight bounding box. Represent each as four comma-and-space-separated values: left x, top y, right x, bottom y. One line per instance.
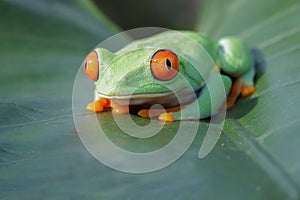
95, 88, 199, 108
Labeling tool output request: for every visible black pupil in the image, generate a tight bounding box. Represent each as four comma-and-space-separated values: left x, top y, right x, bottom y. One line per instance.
166, 59, 172, 69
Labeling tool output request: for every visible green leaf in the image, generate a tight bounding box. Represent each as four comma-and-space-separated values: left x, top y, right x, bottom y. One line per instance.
1, 0, 300, 199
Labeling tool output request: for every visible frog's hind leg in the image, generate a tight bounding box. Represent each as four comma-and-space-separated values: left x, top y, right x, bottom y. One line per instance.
225, 63, 256, 109
217, 37, 256, 98
241, 63, 256, 97
226, 77, 243, 110
217, 37, 252, 77
159, 74, 232, 122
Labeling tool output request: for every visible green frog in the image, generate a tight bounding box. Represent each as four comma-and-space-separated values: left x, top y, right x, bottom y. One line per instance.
83, 31, 255, 122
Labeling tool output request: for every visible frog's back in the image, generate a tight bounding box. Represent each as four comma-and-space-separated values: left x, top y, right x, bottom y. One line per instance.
118, 30, 218, 61
179, 31, 217, 61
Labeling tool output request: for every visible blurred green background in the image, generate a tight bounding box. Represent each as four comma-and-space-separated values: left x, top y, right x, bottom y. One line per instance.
1, 0, 300, 199
95, 0, 201, 30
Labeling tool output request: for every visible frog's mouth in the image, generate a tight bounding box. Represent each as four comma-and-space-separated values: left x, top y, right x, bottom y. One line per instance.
95, 87, 199, 108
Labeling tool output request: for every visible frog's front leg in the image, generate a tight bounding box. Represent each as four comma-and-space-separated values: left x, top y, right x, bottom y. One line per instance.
217, 37, 256, 97
159, 74, 232, 122
87, 98, 111, 112
138, 106, 181, 119
86, 98, 129, 114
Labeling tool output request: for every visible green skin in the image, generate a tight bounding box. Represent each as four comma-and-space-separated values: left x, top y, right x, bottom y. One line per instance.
91, 31, 255, 120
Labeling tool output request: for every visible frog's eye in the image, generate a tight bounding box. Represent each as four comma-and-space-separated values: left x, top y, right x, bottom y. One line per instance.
83, 51, 99, 81
150, 49, 179, 81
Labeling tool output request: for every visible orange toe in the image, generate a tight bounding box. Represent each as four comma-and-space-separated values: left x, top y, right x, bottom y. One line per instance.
99, 98, 111, 108
86, 100, 104, 112
158, 112, 174, 122
138, 109, 161, 118
241, 85, 256, 97
138, 109, 151, 118
86, 98, 110, 112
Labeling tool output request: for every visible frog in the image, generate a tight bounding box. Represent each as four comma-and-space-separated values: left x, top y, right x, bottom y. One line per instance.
82, 30, 256, 122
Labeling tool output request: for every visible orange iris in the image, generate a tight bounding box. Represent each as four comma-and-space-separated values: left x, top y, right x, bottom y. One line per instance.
150, 49, 179, 81
83, 51, 99, 81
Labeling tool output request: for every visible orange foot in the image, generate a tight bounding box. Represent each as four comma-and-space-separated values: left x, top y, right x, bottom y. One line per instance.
138, 106, 181, 119
138, 109, 165, 119
86, 98, 110, 112
158, 113, 174, 122
241, 85, 256, 97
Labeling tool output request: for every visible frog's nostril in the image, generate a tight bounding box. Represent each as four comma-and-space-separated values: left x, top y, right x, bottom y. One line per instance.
83, 51, 99, 81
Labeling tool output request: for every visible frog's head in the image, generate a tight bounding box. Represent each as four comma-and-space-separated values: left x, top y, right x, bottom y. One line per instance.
83, 47, 206, 106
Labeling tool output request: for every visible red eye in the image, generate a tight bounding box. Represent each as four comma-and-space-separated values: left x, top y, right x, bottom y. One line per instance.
150, 49, 179, 81
83, 51, 99, 81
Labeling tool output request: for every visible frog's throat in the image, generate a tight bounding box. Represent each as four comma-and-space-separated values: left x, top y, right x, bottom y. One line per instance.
95, 88, 200, 108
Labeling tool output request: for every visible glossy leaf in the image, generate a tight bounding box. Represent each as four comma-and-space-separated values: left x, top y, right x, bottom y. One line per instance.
1, 0, 300, 199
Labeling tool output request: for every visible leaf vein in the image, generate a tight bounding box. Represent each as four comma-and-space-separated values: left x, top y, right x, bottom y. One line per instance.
225, 119, 300, 199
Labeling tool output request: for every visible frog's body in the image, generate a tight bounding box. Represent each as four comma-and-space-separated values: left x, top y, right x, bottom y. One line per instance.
83, 31, 256, 122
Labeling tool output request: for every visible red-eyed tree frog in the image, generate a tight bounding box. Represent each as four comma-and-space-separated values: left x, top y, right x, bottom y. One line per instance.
83, 31, 256, 122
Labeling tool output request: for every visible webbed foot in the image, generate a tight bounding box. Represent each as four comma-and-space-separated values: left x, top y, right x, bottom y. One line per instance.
241, 85, 256, 97
138, 106, 181, 119
158, 112, 175, 122
86, 98, 110, 112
